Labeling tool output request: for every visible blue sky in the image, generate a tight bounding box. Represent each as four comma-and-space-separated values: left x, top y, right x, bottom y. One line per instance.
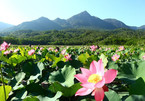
0, 0, 144, 26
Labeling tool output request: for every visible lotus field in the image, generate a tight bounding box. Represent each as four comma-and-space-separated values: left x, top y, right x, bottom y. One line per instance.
0, 42, 145, 101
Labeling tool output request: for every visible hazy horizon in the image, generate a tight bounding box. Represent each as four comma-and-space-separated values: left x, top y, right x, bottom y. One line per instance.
0, 0, 145, 27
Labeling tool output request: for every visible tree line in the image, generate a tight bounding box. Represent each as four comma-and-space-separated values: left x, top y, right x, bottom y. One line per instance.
0, 28, 145, 45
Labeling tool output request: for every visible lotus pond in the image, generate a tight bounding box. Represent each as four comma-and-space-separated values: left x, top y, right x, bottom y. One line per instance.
0, 42, 145, 101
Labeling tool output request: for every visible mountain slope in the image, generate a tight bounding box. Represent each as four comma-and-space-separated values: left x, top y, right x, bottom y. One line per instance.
130, 26, 138, 30
67, 11, 117, 29
104, 18, 129, 29
0, 22, 14, 31
53, 18, 72, 28
138, 25, 145, 29
6, 17, 62, 31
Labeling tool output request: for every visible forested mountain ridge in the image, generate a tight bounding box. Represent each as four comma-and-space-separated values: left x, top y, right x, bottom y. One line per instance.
1, 11, 145, 32
1, 28, 145, 45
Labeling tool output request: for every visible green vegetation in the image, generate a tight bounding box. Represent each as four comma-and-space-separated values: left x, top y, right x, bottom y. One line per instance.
0, 43, 145, 100
0, 28, 145, 45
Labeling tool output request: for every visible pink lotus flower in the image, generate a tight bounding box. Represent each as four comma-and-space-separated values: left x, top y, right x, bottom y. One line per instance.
143, 54, 145, 60
55, 49, 58, 52
105, 48, 111, 51
66, 46, 69, 49
90, 45, 98, 51
28, 49, 35, 55
40, 47, 44, 51
99, 48, 102, 50
0, 41, 10, 51
64, 53, 72, 61
74, 59, 117, 101
4, 50, 10, 55
116, 50, 119, 52
14, 49, 19, 53
61, 49, 66, 55
112, 54, 120, 61
119, 46, 125, 51
48, 47, 53, 51
105, 48, 108, 51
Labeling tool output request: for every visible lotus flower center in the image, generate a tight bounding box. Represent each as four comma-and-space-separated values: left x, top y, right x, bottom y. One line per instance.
114, 56, 117, 59
88, 74, 102, 84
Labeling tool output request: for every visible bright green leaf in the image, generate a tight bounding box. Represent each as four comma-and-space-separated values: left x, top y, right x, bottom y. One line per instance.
78, 53, 90, 64
136, 61, 145, 79
99, 53, 108, 67
139, 52, 145, 60
105, 89, 121, 101
46, 53, 63, 67
8, 55, 27, 66
0, 85, 12, 101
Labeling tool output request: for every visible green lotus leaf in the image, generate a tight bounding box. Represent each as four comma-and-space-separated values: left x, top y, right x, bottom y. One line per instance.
0, 85, 12, 101
49, 65, 76, 87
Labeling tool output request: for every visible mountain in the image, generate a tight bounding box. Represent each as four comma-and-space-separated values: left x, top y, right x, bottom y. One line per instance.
2, 11, 145, 32
67, 11, 116, 29
104, 18, 129, 29
129, 25, 145, 30
0, 22, 14, 31
138, 25, 145, 29
5, 17, 62, 31
53, 18, 72, 28
130, 26, 138, 30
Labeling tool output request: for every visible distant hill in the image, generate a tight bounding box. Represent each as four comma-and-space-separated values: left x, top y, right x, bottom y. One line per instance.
0, 22, 14, 31
1, 11, 145, 32
5, 17, 62, 31
138, 25, 145, 30
104, 18, 129, 29
129, 26, 138, 30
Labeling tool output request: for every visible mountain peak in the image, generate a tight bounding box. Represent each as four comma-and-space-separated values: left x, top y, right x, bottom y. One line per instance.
78, 11, 91, 16
55, 18, 61, 20
54, 18, 64, 21
38, 17, 49, 20
54, 18, 67, 22
67, 11, 91, 21
81, 11, 89, 14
